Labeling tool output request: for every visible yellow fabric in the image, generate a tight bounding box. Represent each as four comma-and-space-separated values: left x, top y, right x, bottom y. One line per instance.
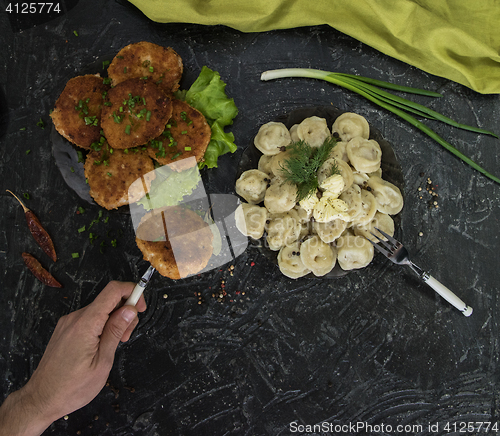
128, 0, 500, 94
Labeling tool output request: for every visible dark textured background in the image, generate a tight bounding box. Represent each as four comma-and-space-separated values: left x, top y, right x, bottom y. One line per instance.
1, 1, 499, 435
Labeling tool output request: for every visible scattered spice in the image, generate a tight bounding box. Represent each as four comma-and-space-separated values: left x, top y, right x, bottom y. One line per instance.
22, 252, 62, 288
417, 175, 440, 209
7, 190, 57, 262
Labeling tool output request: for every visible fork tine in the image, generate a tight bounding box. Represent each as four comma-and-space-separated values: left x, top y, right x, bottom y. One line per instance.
367, 238, 391, 257
374, 227, 400, 246
370, 231, 394, 251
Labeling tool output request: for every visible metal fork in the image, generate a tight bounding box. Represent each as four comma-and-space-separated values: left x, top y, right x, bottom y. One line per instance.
369, 228, 473, 317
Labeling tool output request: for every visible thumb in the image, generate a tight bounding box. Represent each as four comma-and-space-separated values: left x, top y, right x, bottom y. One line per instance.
99, 306, 138, 364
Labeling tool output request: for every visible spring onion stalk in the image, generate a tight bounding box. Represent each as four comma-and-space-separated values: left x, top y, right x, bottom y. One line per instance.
261, 68, 500, 184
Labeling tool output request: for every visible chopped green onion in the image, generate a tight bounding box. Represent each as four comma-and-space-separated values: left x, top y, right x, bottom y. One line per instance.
125, 125, 131, 135
73, 30, 78, 36
184, 146, 192, 151
72, 252, 80, 258
25, 149, 30, 155
102, 60, 110, 69
78, 225, 86, 233
23, 193, 30, 200
36, 118, 45, 129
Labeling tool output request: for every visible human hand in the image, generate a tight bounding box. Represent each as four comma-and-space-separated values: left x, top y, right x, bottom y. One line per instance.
0, 280, 147, 435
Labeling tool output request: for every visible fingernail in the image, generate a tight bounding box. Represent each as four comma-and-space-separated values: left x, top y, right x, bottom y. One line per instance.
122, 307, 136, 323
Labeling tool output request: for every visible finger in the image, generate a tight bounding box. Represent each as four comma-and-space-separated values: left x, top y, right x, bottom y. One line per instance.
97, 305, 138, 367
88, 281, 136, 318
120, 316, 139, 342
85, 281, 147, 340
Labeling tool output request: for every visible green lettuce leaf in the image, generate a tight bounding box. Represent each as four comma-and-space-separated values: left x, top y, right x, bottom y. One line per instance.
176, 66, 238, 169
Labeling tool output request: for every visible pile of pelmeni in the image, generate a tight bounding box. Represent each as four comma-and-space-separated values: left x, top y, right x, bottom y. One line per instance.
235, 113, 403, 279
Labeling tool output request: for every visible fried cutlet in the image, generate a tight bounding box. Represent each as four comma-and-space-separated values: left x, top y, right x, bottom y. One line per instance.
100, 78, 173, 150
84, 142, 156, 210
107, 41, 183, 95
147, 99, 211, 170
51, 74, 109, 149
135, 205, 214, 279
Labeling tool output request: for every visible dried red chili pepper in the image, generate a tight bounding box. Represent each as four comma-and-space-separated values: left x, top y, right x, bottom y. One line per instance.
7, 190, 57, 262
22, 252, 62, 288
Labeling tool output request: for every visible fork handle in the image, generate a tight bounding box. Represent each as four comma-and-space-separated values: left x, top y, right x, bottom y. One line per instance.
422, 273, 473, 317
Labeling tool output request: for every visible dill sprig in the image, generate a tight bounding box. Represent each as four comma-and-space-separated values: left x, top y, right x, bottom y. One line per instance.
280, 137, 338, 201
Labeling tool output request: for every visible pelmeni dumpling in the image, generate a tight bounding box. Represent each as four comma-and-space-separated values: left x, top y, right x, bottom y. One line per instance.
235, 202, 269, 239
264, 177, 298, 214
352, 167, 383, 186
336, 234, 374, 270
313, 219, 348, 243
335, 158, 354, 192
329, 141, 349, 162
289, 124, 300, 142
352, 211, 394, 242
366, 176, 403, 215
352, 189, 378, 225
294, 204, 313, 223
235, 169, 270, 204
339, 183, 363, 222
300, 235, 337, 276
332, 112, 370, 142
278, 242, 311, 279
254, 122, 291, 155
269, 149, 294, 178
266, 209, 301, 251
346, 137, 382, 173
352, 172, 369, 186
258, 154, 273, 176
296, 116, 331, 148
293, 205, 314, 239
